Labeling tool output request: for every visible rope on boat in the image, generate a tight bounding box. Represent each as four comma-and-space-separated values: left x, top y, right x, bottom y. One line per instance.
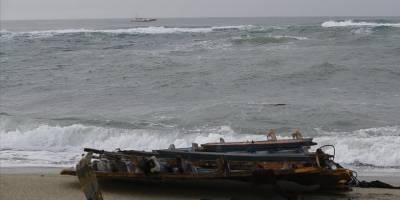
349, 166, 400, 189
318, 145, 399, 189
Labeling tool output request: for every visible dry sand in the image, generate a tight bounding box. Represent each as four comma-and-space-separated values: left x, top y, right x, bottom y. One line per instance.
1, 169, 400, 200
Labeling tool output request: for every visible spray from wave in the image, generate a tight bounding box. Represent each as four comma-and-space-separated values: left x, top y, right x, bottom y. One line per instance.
322, 20, 400, 28
314, 126, 400, 168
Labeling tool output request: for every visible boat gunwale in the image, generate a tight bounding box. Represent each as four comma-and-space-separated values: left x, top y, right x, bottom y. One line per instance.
202, 138, 315, 146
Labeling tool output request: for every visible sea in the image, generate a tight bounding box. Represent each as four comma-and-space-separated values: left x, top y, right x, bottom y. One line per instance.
1, 17, 400, 176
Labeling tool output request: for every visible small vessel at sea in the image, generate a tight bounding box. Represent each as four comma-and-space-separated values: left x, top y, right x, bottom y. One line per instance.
130, 17, 157, 22
61, 129, 355, 197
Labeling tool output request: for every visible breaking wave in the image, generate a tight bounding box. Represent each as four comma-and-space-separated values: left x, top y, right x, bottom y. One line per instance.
232, 35, 307, 45
0, 25, 253, 39
0, 123, 265, 167
314, 126, 400, 168
321, 20, 400, 28
1, 117, 399, 172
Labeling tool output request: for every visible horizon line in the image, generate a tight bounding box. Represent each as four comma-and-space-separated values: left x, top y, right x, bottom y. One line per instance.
2, 15, 400, 22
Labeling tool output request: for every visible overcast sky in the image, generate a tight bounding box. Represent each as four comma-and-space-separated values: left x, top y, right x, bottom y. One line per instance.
1, 0, 399, 20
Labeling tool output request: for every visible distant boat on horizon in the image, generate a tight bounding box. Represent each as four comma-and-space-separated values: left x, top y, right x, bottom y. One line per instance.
130, 17, 157, 22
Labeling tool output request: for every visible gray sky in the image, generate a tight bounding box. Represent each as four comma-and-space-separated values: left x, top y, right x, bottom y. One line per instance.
1, 0, 399, 20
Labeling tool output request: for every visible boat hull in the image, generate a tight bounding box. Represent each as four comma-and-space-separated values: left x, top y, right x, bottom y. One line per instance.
61, 167, 352, 191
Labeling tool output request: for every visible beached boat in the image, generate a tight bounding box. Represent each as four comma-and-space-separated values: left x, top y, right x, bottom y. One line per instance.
61, 130, 354, 195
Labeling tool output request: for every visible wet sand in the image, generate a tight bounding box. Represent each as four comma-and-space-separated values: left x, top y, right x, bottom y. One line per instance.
1, 168, 399, 200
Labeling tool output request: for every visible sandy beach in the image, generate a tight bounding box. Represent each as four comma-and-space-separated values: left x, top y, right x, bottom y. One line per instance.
1, 168, 399, 200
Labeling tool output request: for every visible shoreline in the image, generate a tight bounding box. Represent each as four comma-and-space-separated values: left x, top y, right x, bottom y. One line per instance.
1, 167, 400, 200
0, 167, 64, 174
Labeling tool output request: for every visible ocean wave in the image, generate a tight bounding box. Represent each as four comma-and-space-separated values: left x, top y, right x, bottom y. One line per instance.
275, 62, 348, 84
351, 27, 373, 35
1, 120, 399, 170
0, 123, 265, 167
232, 35, 307, 45
314, 126, 400, 167
0, 25, 253, 40
321, 20, 400, 28
272, 35, 308, 40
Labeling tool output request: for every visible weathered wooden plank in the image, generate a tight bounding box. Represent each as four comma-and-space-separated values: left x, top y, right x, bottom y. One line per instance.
76, 152, 103, 200
201, 138, 316, 152
84, 148, 157, 157
155, 150, 315, 162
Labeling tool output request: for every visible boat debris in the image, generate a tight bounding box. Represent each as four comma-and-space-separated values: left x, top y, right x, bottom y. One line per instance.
61, 129, 361, 196
76, 152, 103, 200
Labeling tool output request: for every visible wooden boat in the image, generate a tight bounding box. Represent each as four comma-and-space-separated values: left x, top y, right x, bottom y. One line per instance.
61, 130, 353, 194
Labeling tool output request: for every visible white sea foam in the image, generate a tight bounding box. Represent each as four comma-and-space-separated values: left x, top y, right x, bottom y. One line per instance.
0, 124, 265, 167
273, 35, 308, 40
351, 27, 373, 35
313, 126, 400, 167
322, 20, 400, 28
0, 25, 252, 39
171, 39, 233, 52
1, 122, 399, 172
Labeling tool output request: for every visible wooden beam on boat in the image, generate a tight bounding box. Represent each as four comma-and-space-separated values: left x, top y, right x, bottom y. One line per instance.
118, 149, 158, 157
155, 150, 315, 162
201, 138, 317, 152
84, 148, 157, 157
